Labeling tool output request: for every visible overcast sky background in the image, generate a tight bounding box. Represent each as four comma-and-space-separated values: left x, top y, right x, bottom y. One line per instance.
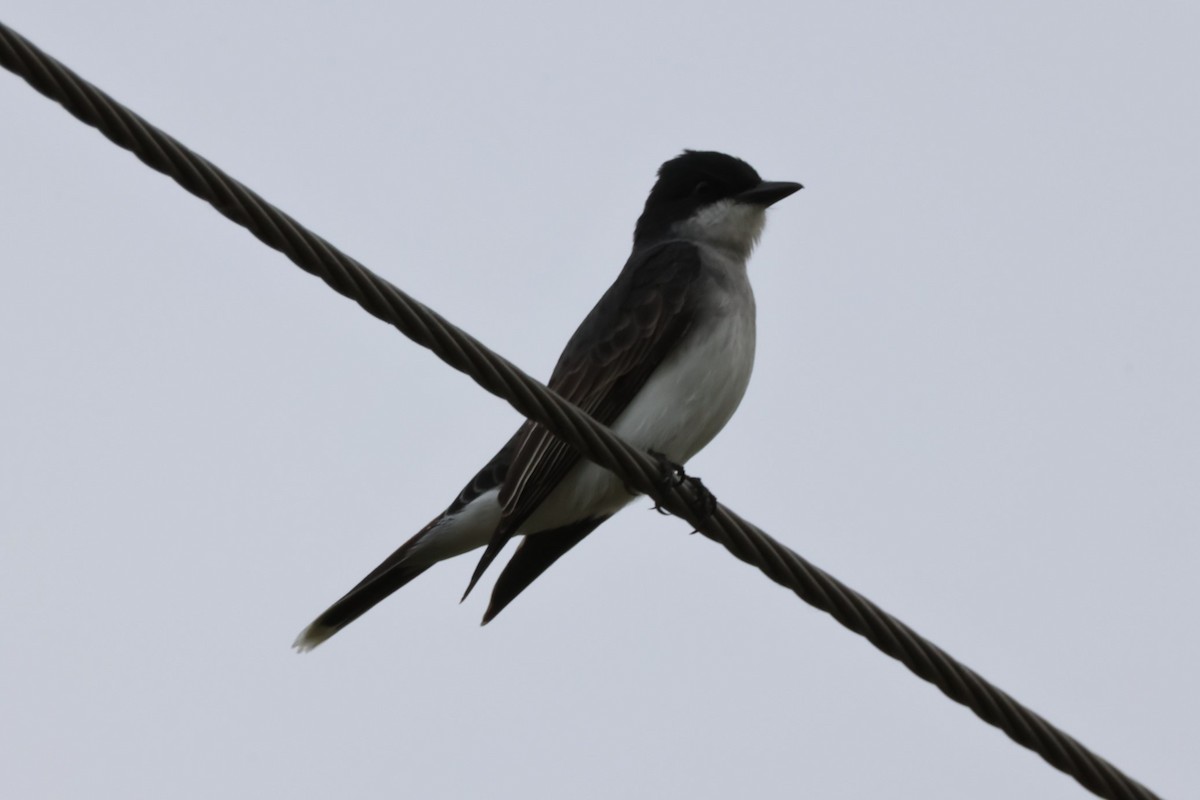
1, 3, 1196, 798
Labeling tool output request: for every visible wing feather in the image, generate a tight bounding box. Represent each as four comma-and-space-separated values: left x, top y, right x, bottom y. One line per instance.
461, 240, 702, 597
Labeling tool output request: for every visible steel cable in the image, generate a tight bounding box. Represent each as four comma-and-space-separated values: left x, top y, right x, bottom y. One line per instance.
0, 21, 1161, 800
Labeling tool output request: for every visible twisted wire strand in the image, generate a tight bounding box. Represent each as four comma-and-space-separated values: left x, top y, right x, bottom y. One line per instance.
0, 21, 1160, 800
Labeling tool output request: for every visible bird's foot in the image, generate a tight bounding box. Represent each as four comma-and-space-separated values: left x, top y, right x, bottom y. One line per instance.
646, 451, 717, 524
687, 475, 718, 522
647, 450, 684, 514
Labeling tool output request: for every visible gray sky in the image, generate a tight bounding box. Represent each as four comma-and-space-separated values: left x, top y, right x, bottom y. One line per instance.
2, 3, 1196, 798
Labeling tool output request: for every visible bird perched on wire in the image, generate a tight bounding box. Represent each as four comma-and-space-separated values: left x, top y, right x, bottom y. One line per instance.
295, 150, 802, 650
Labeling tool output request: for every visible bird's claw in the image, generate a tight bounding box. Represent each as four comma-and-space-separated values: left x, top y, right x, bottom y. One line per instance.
648, 450, 685, 487
647, 450, 717, 522
647, 450, 683, 514
688, 475, 717, 519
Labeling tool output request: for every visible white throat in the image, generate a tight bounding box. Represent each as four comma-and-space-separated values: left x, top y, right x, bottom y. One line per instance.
672, 199, 766, 258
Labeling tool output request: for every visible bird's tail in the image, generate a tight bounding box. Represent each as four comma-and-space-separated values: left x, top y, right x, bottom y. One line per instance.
293, 520, 438, 652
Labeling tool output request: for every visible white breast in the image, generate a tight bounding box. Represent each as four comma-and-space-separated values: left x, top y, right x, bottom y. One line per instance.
520, 247, 757, 533
611, 283, 756, 461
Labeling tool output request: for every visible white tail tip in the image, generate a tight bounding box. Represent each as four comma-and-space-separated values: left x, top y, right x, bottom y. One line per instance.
292, 622, 336, 653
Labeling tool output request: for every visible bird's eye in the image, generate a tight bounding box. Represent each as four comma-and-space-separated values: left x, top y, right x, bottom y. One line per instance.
692, 181, 714, 199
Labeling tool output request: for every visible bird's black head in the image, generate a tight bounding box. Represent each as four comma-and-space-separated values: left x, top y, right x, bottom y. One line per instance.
633, 151, 801, 248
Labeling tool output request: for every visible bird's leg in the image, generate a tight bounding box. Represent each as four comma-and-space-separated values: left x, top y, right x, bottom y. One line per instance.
685, 475, 718, 522
645, 451, 717, 524
647, 450, 684, 514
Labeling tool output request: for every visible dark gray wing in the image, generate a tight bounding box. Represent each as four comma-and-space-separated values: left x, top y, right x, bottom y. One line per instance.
462, 240, 703, 598
480, 514, 611, 624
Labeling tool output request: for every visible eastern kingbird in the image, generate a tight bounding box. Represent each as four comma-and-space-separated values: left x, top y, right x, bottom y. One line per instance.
294, 151, 801, 650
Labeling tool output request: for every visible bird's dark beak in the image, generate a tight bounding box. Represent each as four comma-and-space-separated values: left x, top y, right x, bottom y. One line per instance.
737, 180, 803, 207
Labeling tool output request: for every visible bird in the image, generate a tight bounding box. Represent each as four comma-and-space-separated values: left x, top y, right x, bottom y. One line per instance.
294, 150, 801, 650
